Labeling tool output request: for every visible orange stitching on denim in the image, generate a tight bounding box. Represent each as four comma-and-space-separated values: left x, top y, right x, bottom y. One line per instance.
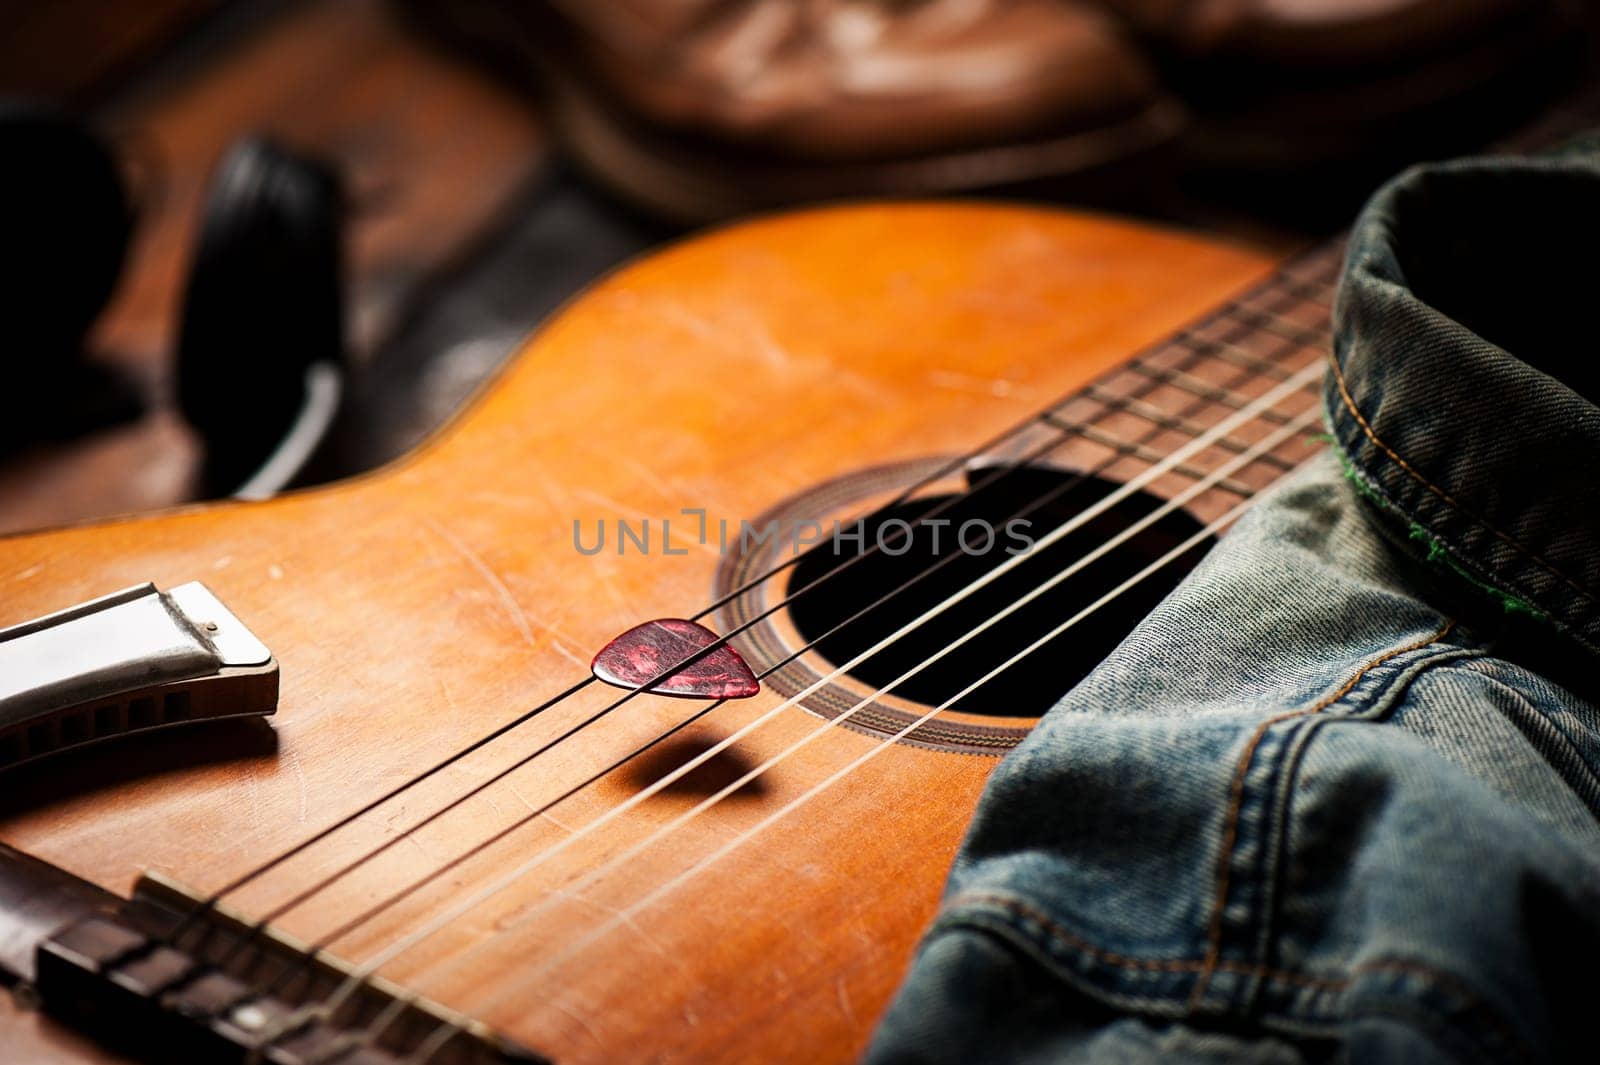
1189, 621, 1455, 1009
950, 887, 1528, 1059
948, 891, 1209, 973
1327, 352, 1593, 602
954, 890, 1480, 992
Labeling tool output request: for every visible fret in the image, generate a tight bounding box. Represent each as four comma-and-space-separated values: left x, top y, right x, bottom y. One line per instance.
1062, 419, 1258, 498
1276, 240, 1347, 285
1122, 362, 1304, 423
1274, 272, 1341, 302
1076, 390, 1300, 472
1175, 315, 1324, 371
1022, 245, 1338, 529
1173, 335, 1301, 382
1225, 297, 1333, 343
1006, 295, 1292, 478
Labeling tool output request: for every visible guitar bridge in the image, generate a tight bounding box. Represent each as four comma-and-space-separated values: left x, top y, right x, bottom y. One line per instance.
0, 846, 545, 1065
0, 582, 278, 771
36, 872, 546, 1064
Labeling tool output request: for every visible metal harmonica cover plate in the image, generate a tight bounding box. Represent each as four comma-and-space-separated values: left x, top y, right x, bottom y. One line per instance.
0, 582, 277, 771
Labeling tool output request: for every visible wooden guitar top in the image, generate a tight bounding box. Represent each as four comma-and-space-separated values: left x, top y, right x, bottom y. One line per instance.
0, 204, 1276, 1063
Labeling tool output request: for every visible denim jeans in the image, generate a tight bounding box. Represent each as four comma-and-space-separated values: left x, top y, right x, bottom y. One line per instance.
866, 150, 1600, 1063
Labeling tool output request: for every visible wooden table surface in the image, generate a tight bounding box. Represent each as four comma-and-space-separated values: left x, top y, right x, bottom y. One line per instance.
0, 0, 545, 536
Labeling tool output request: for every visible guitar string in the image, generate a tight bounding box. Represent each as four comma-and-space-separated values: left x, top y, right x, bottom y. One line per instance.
164, 266, 1335, 1040
383, 402, 1323, 1016
193, 83, 1600, 1042
161, 357, 1085, 934
274, 302, 1328, 944
350, 403, 1326, 1062
179, 279, 1331, 996
193, 91, 1600, 1055
180, 322, 1330, 1048
169, 250, 1334, 946
139, 88, 1600, 1048
165, 257, 1332, 953
293, 330, 1324, 958
409, 454, 1315, 1060
174, 301, 1335, 1065
184, 308, 1328, 1033
212, 257, 1331, 1029
252, 359, 1324, 1048
283, 397, 1321, 1058
154, 309, 1333, 1065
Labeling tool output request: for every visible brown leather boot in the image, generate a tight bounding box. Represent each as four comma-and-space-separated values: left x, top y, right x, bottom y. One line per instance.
1106, 0, 1545, 65
1096, 0, 1578, 171
397, 0, 1183, 221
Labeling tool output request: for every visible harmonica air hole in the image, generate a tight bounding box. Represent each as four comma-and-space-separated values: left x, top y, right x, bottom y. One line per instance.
162, 691, 193, 722
60, 711, 91, 744
27, 720, 58, 755
95, 703, 124, 734
129, 697, 157, 729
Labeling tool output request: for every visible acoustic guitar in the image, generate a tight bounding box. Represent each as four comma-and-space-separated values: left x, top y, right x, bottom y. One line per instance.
0, 200, 1343, 1063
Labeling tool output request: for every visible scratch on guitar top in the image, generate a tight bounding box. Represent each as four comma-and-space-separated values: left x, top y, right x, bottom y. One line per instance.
546, 996, 606, 1051
504, 785, 574, 836
467, 491, 546, 513
435, 678, 460, 717
836, 977, 857, 1026
647, 296, 719, 341
539, 807, 577, 835
287, 750, 308, 823
242, 766, 264, 827
617, 911, 688, 975
12, 563, 42, 581
828, 363, 891, 405
586, 558, 632, 615
518, 456, 572, 514
643, 296, 798, 373
926, 368, 1028, 399
545, 636, 589, 670
402, 831, 437, 863
422, 517, 539, 651
545, 888, 682, 969
572, 487, 644, 519
737, 307, 795, 371
613, 453, 682, 500
506, 783, 538, 816
468, 456, 576, 515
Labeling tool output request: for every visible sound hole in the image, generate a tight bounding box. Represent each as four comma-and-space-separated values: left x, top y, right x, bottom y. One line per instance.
785, 466, 1214, 718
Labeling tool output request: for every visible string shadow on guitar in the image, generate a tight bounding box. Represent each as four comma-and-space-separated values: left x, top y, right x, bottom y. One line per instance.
617, 735, 768, 801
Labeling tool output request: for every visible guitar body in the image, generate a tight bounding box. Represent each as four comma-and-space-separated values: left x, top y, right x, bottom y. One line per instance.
0, 204, 1276, 1063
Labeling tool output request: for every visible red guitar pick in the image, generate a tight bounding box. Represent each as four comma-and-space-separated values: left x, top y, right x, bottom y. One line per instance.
591, 618, 760, 699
